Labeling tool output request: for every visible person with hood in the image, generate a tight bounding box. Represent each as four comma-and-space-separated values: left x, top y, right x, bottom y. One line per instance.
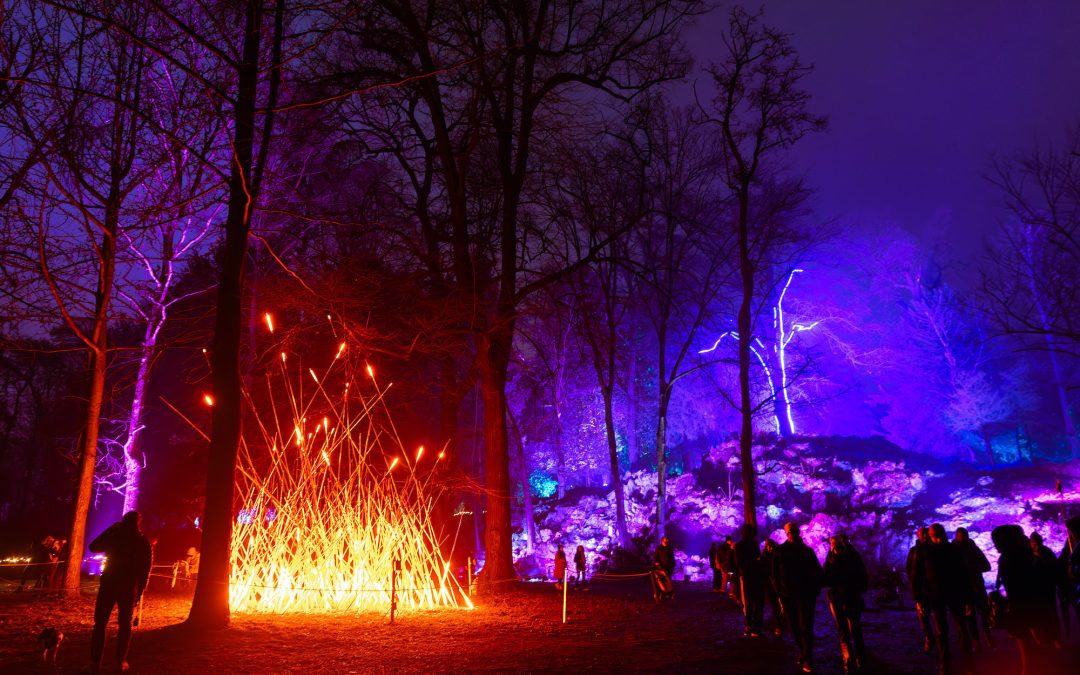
953, 527, 994, 648
88, 511, 153, 674
772, 522, 822, 673
822, 534, 869, 674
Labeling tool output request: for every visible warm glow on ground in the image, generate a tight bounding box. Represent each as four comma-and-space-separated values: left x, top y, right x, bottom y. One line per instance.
230, 346, 472, 614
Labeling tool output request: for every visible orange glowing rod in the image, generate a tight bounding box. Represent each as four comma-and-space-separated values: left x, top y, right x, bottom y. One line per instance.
264, 313, 275, 333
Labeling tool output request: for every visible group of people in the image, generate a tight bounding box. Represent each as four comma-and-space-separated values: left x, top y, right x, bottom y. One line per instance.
695, 516, 1080, 675
15, 534, 67, 593
552, 544, 588, 590
906, 518, 1080, 674
709, 522, 863, 674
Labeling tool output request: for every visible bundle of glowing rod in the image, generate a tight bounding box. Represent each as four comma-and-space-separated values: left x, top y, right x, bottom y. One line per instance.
229, 344, 472, 614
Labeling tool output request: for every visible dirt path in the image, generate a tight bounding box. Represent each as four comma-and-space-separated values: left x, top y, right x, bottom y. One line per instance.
1, 578, 1075, 673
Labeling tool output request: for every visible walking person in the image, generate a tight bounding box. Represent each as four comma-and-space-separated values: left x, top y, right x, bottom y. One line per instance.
823, 534, 868, 674
1029, 531, 1062, 648
716, 536, 733, 594
733, 524, 764, 637
88, 511, 153, 674
953, 527, 994, 648
992, 524, 1041, 674
906, 526, 935, 653
914, 523, 973, 675
772, 522, 822, 673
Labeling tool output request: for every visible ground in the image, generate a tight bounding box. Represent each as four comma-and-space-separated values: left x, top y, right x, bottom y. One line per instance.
2, 577, 1076, 674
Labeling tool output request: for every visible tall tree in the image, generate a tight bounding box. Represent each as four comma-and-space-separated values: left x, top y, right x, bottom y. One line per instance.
985, 131, 1080, 459
332, 0, 703, 585
7, 1, 155, 592
706, 6, 825, 528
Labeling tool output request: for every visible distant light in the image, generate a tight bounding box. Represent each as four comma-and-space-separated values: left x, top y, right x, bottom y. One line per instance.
416, 446, 424, 462
264, 313, 275, 333
366, 364, 375, 379
203, 394, 214, 407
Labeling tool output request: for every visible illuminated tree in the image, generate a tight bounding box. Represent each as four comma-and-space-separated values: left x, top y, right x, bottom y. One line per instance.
705, 6, 825, 528
329, 0, 704, 585
985, 131, 1080, 459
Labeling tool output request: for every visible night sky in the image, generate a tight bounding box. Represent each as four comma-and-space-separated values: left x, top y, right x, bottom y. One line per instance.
689, 1, 1080, 280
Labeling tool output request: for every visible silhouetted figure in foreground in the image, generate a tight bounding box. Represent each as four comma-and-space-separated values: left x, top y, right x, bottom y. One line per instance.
906, 526, 935, 653
89, 511, 152, 674
953, 527, 994, 648
733, 524, 764, 637
992, 524, 1040, 675
1029, 531, 1062, 647
772, 522, 822, 673
914, 523, 973, 674
823, 534, 868, 673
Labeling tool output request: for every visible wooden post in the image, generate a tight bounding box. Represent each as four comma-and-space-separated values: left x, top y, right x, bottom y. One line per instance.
467, 556, 473, 597
562, 569, 568, 624
390, 557, 400, 624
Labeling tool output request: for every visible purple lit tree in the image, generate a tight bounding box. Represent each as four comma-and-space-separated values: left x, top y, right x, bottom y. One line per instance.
705, 6, 825, 528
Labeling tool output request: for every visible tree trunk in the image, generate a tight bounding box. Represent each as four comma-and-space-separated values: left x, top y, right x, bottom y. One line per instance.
982, 427, 994, 467
603, 384, 631, 548
508, 409, 536, 555
627, 347, 639, 468
737, 190, 758, 530
478, 327, 516, 589
187, 0, 261, 628
62, 186, 118, 593
655, 387, 670, 543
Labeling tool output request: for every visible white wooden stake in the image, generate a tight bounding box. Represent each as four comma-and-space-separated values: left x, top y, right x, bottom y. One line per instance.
562, 568, 568, 624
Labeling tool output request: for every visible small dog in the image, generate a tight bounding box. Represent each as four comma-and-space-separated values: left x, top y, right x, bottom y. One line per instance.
37, 627, 63, 663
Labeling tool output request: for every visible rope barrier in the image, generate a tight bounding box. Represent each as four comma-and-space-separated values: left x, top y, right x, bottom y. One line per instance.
144, 570, 521, 594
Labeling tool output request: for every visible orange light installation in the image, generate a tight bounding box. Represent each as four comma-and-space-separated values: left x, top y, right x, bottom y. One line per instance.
230, 351, 471, 614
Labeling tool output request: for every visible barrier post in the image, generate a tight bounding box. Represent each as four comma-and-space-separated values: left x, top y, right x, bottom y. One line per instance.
562, 569, 568, 624
467, 556, 473, 597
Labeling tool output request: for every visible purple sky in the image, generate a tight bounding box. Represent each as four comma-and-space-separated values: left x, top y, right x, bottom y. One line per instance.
687, 1, 1080, 273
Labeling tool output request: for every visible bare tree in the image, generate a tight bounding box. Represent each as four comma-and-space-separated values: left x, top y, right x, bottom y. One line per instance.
985, 130, 1080, 459
330, 0, 703, 585
706, 6, 825, 528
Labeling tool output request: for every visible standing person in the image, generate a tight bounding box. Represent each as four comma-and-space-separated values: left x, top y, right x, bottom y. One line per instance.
16, 536, 54, 592
906, 526, 935, 653
822, 534, 869, 674
733, 524, 764, 637
553, 545, 567, 590
709, 542, 723, 592
716, 536, 733, 594
915, 523, 973, 675
772, 522, 822, 673
954, 527, 994, 648
1029, 531, 1062, 647
654, 536, 676, 579
89, 511, 153, 674
726, 537, 741, 604
992, 524, 1040, 674
761, 538, 784, 636
573, 545, 587, 587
